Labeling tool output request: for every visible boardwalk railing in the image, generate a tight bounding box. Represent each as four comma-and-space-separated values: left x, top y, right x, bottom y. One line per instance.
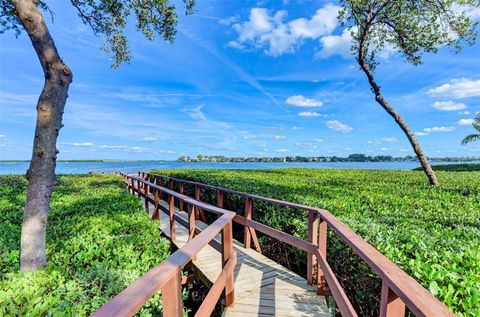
137, 171, 456, 317
92, 173, 236, 317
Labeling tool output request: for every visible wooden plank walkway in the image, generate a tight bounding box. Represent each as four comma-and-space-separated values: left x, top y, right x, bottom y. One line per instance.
141, 195, 330, 317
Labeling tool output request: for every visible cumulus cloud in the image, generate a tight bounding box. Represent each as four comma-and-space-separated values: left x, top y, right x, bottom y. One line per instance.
285, 95, 322, 107
315, 28, 354, 59
326, 120, 352, 132
228, 4, 340, 56
423, 126, 454, 133
431, 100, 467, 111
458, 118, 474, 126
427, 78, 480, 99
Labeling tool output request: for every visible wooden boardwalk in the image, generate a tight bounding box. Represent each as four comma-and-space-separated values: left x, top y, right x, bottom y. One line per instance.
141, 195, 330, 317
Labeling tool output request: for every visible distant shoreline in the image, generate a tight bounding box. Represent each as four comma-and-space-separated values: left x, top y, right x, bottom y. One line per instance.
1, 157, 479, 163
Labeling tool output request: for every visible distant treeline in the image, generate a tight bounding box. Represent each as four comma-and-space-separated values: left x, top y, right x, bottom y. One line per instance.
178, 154, 480, 163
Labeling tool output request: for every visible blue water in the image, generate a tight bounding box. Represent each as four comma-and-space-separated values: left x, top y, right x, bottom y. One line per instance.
0, 161, 468, 175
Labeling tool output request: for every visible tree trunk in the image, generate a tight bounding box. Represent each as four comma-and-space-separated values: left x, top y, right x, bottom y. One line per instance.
357, 56, 438, 186
13, 0, 73, 271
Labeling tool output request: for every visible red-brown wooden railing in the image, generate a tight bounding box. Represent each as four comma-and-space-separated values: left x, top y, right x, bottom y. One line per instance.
138, 172, 457, 317
91, 174, 236, 317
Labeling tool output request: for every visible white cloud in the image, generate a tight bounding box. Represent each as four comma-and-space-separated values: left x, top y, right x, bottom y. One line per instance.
432, 100, 467, 111
0, 134, 5, 138
99, 145, 129, 150
62, 142, 94, 147
292, 126, 303, 130
285, 95, 322, 107
326, 120, 353, 132
380, 147, 389, 151
415, 132, 429, 136
423, 126, 454, 133
381, 137, 398, 143
131, 146, 151, 153
243, 134, 257, 140
458, 110, 471, 115
274, 135, 287, 140
298, 111, 322, 117
427, 78, 480, 99
142, 137, 158, 142
458, 118, 474, 126
276, 149, 289, 152
218, 16, 238, 26
316, 28, 354, 59
228, 4, 340, 56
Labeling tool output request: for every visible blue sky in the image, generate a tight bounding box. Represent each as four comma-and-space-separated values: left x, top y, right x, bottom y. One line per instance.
1, 0, 479, 160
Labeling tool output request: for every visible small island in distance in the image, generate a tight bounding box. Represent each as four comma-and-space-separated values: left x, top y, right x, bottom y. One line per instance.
178, 154, 480, 163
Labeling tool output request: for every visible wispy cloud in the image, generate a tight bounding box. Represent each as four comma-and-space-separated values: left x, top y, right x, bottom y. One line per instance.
142, 137, 159, 142
423, 126, 454, 133
298, 111, 322, 117
326, 120, 353, 132
431, 100, 467, 111
180, 28, 284, 110
61, 142, 94, 147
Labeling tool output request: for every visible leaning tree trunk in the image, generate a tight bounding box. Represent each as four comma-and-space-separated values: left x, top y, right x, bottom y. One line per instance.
357, 54, 438, 186
13, 0, 73, 271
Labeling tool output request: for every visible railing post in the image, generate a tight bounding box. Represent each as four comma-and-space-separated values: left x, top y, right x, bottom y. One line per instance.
168, 179, 173, 190
179, 183, 184, 211
222, 220, 234, 307
188, 203, 196, 261
217, 190, 224, 208
161, 273, 183, 317
195, 185, 201, 219
144, 181, 150, 212
244, 197, 252, 249
169, 194, 176, 240
137, 179, 141, 198
195, 185, 207, 222
159, 177, 164, 200
153, 189, 160, 220
188, 204, 195, 241
379, 280, 405, 317
130, 178, 134, 195
307, 210, 319, 285
316, 219, 328, 295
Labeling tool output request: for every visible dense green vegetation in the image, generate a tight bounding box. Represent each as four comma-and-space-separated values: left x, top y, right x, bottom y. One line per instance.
153, 168, 480, 317
0, 175, 173, 316
413, 163, 480, 172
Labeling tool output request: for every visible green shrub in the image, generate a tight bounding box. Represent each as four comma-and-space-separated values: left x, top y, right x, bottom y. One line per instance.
152, 168, 480, 317
413, 163, 480, 172
0, 175, 172, 316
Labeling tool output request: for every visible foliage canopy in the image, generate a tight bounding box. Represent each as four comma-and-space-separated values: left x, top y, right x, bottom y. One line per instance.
1, 0, 196, 68
339, 0, 479, 70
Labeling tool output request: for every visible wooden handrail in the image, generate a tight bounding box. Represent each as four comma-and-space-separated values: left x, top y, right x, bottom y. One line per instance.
93, 173, 236, 317
143, 172, 456, 317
